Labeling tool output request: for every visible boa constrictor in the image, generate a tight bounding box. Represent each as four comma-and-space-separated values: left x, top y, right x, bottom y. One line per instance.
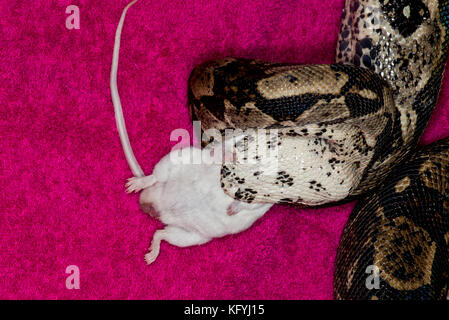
188, 0, 449, 299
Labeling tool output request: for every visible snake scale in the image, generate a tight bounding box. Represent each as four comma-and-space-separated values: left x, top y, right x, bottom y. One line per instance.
187, 0, 449, 299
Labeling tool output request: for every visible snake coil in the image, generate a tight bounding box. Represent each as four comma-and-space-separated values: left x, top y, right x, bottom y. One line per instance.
188, 0, 449, 299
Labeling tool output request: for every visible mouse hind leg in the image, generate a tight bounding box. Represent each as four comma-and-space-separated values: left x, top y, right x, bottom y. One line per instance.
125, 175, 157, 193
145, 226, 210, 265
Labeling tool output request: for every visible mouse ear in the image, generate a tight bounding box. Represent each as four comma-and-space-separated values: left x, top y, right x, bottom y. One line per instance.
226, 200, 243, 216
226, 199, 268, 215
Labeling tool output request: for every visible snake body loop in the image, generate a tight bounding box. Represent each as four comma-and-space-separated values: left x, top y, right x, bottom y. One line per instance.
334, 0, 449, 299
335, 137, 449, 299
188, 0, 449, 299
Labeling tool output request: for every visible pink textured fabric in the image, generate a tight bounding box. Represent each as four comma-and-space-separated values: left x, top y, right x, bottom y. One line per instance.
1, 0, 448, 300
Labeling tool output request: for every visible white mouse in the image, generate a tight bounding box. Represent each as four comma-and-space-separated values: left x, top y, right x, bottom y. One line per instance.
110, 0, 273, 264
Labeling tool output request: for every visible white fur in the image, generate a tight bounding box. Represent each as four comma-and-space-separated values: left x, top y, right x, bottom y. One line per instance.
111, 1, 272, 264
127, 145, 272, 264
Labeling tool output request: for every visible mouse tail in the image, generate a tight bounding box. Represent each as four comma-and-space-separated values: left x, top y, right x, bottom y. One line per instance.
110, 0, 145, 178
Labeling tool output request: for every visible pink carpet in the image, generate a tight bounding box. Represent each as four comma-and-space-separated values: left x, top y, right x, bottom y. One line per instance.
1, 0, 448, 300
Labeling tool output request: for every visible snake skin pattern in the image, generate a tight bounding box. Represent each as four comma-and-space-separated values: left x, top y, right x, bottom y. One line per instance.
334, 0, 449, 299
335, 138, 449, 299
188, 0, 449, 299
189, 61, 396, 205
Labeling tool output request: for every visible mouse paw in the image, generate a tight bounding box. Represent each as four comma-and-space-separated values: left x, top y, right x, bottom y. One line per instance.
144, 249, 159, 265
125, 177, 143, 193
125, 175, 157, 193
